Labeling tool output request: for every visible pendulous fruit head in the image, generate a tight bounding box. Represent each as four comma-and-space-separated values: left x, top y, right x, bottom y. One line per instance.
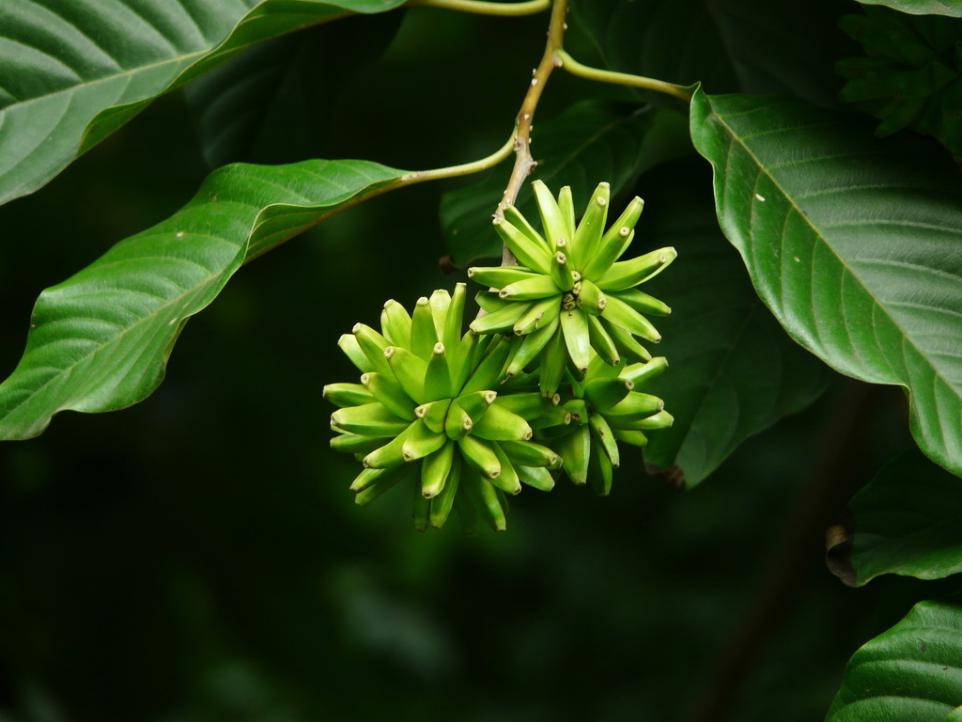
467, 180, 676, 396
327, 180, 677, 531
325, 284, 562, 532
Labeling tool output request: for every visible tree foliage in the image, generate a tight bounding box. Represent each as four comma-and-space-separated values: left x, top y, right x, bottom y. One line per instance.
2, 0, 962, 717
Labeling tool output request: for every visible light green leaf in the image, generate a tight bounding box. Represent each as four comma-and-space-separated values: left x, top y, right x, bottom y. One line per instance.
845, 450, 962, 585
440, 101, 691, 266
827, 600, 962, 721
0, 0, 405, 206
690, 90, 962, 477
638, 163, 829, 487
0, 159, 404, 440
857, 0, 962, 17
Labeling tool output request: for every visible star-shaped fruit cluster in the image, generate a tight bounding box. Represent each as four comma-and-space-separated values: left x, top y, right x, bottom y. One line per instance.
326, 181, 677, 531
468, 180, 676, 395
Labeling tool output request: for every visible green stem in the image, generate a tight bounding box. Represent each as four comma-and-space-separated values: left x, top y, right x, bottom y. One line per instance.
555, 49, 692, 102
495, 0, 570, 268
406, 0, 550, 15
245, 134, 515, 263
398, 133, 516, 185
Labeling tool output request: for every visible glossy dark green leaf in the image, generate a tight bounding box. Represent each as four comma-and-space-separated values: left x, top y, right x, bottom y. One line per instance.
690, 90, 962, 478
569, 0, 847, 105
638, 163, 829, 487
857, 0, 962, 17
0, 0, 405, 206
184, 13, 401, 168
0, 159, 404, 440
440, 102, 690, 265
827, 600, 962, 720
846, 450, 962, 585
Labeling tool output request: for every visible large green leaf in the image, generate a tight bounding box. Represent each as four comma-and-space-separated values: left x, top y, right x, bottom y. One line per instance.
637, 163, 828, 487
846, 450, 962, 585
440, 102, 690, 265
0, 159, 404, 440
827, 600, 962, 721
690, 90, 962, 478
857, 0, 962, 17
0, 0, 404, 206
569, 0, 847, 105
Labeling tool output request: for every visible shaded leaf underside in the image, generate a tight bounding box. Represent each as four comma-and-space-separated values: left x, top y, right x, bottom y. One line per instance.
848, 450, 962, 585
569, 0, 846, 106
638, 164, 828, 486
441, 101, 691, 266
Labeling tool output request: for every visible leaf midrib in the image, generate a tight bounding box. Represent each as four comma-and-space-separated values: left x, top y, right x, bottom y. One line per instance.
0, 49, 207, 114
708, 101, 961, 409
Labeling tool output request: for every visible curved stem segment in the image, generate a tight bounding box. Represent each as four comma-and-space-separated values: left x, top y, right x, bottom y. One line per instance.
398, 133, 516, 184
497, 0, 570, 263
245, 134, 515, 264
406, 0, 550, 15
555, 49, 692, 102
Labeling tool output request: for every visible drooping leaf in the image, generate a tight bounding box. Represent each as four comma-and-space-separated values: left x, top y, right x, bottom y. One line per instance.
857, 0, 962, 17
690, 90, 962, 478
568, 0, 849, 106
838, 8, 962, 158
184, 13, 402, 168
637, 162, 829, 487
440, 102, 691, 266
845, 450, 962, 585
827, 600, 962, 721
0, 0, 405, 207
0, 159, 405, 440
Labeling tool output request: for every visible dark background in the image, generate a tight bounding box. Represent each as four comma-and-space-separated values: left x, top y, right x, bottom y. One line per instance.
0, 6, 930, 721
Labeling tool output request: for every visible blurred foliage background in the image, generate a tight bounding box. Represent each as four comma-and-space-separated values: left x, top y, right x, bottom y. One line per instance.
0, 4, 941, 720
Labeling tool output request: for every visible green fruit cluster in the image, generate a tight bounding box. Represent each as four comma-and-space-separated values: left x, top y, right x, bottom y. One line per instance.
326, 181, 676, 531
469, 179, 675, 392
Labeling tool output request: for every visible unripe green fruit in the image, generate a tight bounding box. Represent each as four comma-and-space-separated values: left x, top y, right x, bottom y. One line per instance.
468, 180, 676, 392
327, 180, 678, 529
553, 352, 672, 494
326, 285, 558, 531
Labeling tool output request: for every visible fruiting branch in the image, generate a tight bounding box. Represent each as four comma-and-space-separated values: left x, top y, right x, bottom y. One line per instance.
496, 0, 570, 264
397, 133, 516, 185
555, 49, 692, 102
407, 0, 550, 16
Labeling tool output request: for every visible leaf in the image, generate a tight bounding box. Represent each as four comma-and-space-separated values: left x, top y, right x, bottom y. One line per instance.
827, 600, 962, 721
440, 101, 691, 266
0, 159, 404, 440
637, 162, 829, 487
838, 8, 962, 158
568, 0, 848, 106
844, 450, 962, 585
184, 13, 401, 168
690, 90, 962, 478
857, 0, 962, 17
0, 0, 405, 206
